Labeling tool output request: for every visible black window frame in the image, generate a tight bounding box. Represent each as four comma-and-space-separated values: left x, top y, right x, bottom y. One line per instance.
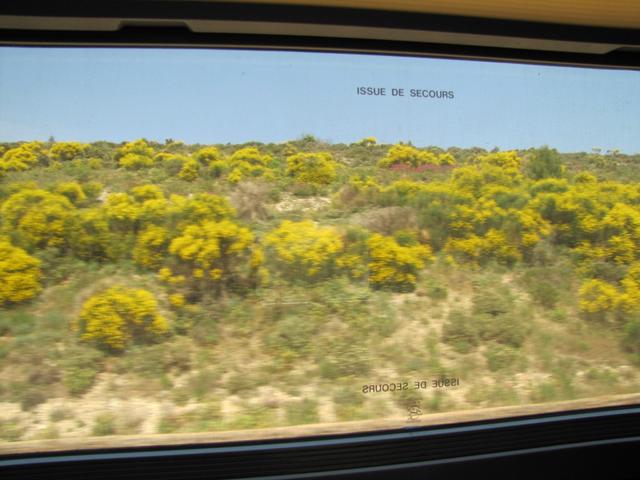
1, 2, 640, 478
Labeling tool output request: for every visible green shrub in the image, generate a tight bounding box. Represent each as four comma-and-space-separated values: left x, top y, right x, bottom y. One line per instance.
527, 280, 560, 309
125, 345, 168, 378
471, 286, 528, 347
477, 312, 528, 348
394, 386, 422, 410
49, 406, 73, 422
19, 388, 47, 411
28, 363, 61, 386
334, 385, 364, 408
402, 355, 429, 374
266, 315, 318, 359
586, 261, 627, 284
333, 387, 367, 421
370, 310, 398, 337
425, 333, 443, 370
442, 309, 478, 353
622, 318, 640, 358
225, 404, 276, 430
160, 154, 186, 176
357, 206, 418, 236
37, 424, 61, 440
158, 414, 181, 433
423, 278, 448, 301
164, 337, 193, 372
530, 240, 557, 266
189, 312, 219, 346
0, 419, 25, 442
585, 367, 618, 387
484, 343, 523, 372
226, 371, 264, 396
184, 368, 219, 401
0, 310, 36, 336
334, 403, 369, 421
62, 346, 104, 396
367, 397, 390, 418
317, 338, 371, 379
123, 339, 192, 378
285, 399, 319, 425
530, 382, 559, 403
425, 391, 447, 412
549, 308, 568, 323
546, 358, 577, 400
466, 383, 519, 406
525, 146, 564, 180
64, 367, 98, 396
117, 412, 144, 434
472, 287, 514, 317
92, 413, 116, 436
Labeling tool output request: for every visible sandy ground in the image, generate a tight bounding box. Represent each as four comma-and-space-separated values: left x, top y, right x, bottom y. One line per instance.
2, 392, 639, 455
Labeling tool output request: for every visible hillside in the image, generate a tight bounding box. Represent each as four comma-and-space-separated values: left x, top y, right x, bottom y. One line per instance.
1, 137, 639, 445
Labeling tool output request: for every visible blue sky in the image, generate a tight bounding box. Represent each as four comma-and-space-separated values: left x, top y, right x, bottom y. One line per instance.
0, 47, 638, 153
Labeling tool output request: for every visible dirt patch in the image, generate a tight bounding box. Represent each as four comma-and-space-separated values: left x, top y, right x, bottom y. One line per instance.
273, 194, 331, 213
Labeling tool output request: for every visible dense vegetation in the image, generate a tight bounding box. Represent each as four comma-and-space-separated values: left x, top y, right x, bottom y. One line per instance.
1, 137, 639, 443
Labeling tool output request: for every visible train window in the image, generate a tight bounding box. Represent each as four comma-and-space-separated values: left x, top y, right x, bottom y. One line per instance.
0, 44, 639, 459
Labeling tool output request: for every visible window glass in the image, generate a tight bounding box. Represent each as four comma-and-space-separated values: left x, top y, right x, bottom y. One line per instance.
0, 47, 639, 452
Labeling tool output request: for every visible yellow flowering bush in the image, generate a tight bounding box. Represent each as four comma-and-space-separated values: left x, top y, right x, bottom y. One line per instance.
378, 144, 451, 167
1, 189, 75, 249
619, 281, 640, 315
0, 239, 42, 305
103, 192, 140, 230
153, 152, 191, 175
130, 184, 164, 202
178, 159, 199, 181
438, 152, 456, 165
385, 179, 430, 200
119, 153, 154, 170
179, 193, 236, 223
67, 208, 115, 260
366, 233, 433, 291
194, 147, 227, 178
358, 136, 377, 147
475, 150, 522, 170
168, 293, 186, 308
445, 229, 522, 266
578, 279, 619, 317
379, 144, 435, 167
49, 142, 88, 162
138, 196, 171, 226
0, 142, 45, 172
265, 220, 344, 280
336, 175, 384, 207
229, 147, 272, 167
54, 181, 87, 206
530, 178, 570, 196
116, 139, 155, 169
194, 146, 223, 165
76, 286, 169, 351
133, 225, 170, 269
167, 219, 261, 293
226, 147, 275, 183
117, 138, 154, 158
286, 152, 337, 185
